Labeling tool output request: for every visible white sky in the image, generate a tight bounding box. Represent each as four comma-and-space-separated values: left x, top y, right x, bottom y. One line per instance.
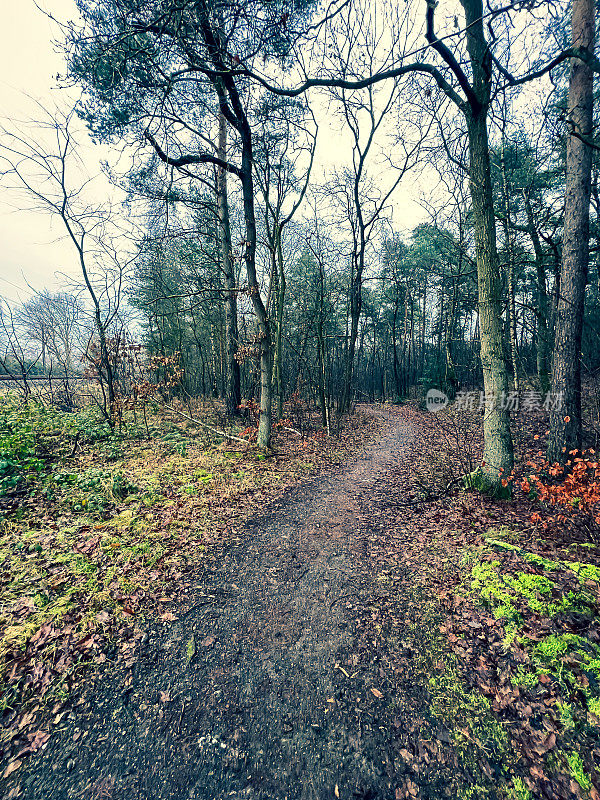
0, 0, 426, 307
0, 1, 85, 303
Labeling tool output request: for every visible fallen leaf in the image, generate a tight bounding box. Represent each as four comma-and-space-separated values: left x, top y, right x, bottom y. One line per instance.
3, 760, 22, 778
370, 687, 383, 699
28, 730, 50, 752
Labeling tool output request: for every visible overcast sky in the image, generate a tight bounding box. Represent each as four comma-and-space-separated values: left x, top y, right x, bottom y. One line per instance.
0, 1, 83, 303
0, 1, 426, 307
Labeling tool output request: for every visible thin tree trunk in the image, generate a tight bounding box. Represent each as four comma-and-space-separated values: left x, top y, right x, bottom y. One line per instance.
500, 143, 519, 393
420, 276, 427, 376
274, 227, 286, 419
216, 111, 241, 418
316, 261, 328, 428
524, 194, 551, 395
461, 0, 514, 490
341, 253, 361, 412
392, 287, 401, 398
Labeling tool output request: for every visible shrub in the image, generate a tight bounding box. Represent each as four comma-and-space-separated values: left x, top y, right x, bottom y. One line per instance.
0, 399, 47, 496
521, 447, 600, 532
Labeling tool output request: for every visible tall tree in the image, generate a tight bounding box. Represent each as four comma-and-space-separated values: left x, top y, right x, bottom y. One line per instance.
548, 0, 596, 463
69, 0, 314, 447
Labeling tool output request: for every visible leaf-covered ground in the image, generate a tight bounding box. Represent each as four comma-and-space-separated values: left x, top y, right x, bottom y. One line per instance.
1, 403, 599, 799
0, 400, 382, 779
365, 408, 600, 800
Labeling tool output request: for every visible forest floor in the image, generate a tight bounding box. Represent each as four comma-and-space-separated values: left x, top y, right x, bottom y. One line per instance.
2, 404, 600, 800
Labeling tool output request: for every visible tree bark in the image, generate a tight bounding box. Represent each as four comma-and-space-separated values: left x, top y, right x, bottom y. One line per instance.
341, 251, 362, 412
274, 227, 286, 419
459, 0, 514, 490
548, 0, 595, 464
466, 108, 513, 484
500, 143, 519, 393
524, 194, 551, 395
216, 111, 242, 418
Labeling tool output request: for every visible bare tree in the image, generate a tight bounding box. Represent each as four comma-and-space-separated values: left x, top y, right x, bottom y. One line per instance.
0, 107, 129, 425
0, 299, 42, 398
254, 94, 318, 418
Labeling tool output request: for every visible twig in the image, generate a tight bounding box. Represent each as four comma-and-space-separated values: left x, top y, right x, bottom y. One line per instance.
329, 592, 360, 610
389, 477, 463, 507
68, 432, 80, 458
161, 403, 251, 445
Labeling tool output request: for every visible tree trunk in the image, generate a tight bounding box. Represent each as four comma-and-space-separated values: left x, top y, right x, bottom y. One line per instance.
316, 260, 328, 429
461, 0, 514, 491
500, 143, 519, 393
548, 0, 595, 464
420, 275, 427, 376
524, 194, 550, 395
341, 255, 361, 412
466, 108, 514, 486
240, 131, 272, 448
274, 227, 286, 419
216, 111, 242, 418
392, 287, 401, 399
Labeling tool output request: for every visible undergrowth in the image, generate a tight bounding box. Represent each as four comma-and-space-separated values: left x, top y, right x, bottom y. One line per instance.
0, 395, 380, 752
464, 528, 600, 796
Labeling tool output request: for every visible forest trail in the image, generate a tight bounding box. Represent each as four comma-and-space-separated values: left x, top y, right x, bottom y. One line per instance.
14, 409, 467, 800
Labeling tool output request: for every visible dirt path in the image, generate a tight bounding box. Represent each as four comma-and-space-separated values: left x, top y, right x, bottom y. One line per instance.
11, 410, 464, 800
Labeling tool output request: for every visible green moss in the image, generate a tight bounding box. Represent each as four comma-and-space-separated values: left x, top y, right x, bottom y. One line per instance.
485, 538, 561, 571
511, 666, 539, 690
464, 470, 512, 499
533, 633, 577, 662
465, 537, 600, 751
565, 751, 591, 791
470, 560, 561, 625
568, 562, 600, 585
557, 702, 576, 732
485, 535, 600, 588
588, 696, 600, 716
509, 776, 533, 800
185, 634, 196, 664
414, 614, 515, 798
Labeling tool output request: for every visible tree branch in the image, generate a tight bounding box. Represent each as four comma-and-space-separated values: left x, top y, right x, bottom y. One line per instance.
425, 0, 480, 112
143, 129, 242, 177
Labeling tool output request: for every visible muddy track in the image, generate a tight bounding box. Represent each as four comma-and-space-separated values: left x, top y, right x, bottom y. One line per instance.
12, 410, 446, 800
